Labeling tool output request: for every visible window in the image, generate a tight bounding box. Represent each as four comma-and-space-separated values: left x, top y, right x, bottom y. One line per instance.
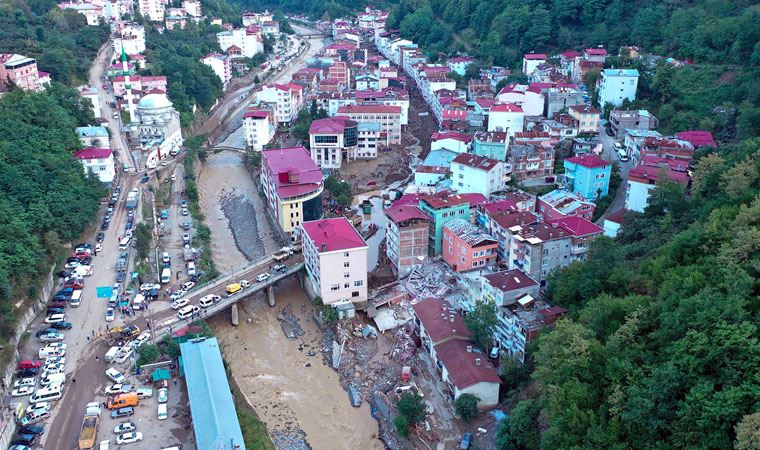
449, 247, 453, 254
354, 280, 363, 287
343, 261, 349, 268
344, 252, 349, 257
344, 282, 350, 288
330, 284, 340, 291
343, 272, 351, 279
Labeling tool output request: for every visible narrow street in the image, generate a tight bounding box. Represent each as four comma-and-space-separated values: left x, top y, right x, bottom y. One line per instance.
596, 124, 634, 220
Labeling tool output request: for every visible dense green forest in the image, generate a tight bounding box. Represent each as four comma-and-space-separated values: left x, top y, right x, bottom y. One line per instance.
0, 0, 110, 85
0, 85, 104, 338
141, 23, 225, 126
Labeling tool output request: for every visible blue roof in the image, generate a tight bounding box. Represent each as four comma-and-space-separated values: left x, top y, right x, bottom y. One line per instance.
625, 129, 662, 138
180, 337, 246, 450
603, 68, 639, 77
422, 149, 458, 168
76, 126, 109, 137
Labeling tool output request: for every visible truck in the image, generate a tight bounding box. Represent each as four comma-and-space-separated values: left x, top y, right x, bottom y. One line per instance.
125, 189, 139, 210
183, 245, 197, 262
78, 402, 101, 449
272, 247, 294, 262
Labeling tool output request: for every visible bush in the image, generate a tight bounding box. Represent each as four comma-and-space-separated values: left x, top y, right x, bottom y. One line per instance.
394, 415, 410, 437
321, 307, 338, 326
137, 343, 160, 366
455, 394, 479, 422
396, 393, 426, 425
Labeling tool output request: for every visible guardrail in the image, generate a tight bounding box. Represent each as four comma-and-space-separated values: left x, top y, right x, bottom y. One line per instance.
152, 262, 303, 341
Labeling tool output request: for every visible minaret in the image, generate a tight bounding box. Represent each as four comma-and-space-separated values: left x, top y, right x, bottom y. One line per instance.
121, 46, 136, 123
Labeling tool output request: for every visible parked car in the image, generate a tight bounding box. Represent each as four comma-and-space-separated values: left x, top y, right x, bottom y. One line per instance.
50, 321, 72, 330
26, 403, 49, 415
113, 421, 136, 434
180, 199, 187, 208
157, 403, 168, 420
256, 273, 270, 282
18, 360, 42, 370
162, 252, 170, 264
105, 308, 115, 322
116, 431, 142, 445
12, 386, 35, 397
35, 328, 57, 338
96, 232, 105, 243
101, 222, 110, 231
13, 378, 36, 388
170, 299, 189, 310
460, 432, 473, 449
44, 314, 66, 324
180, 222, 191, 231
111, 407, 134, 419
141, 174, 150, 183
39, 332, 64, 343
180, 281, 194, 292
106, 384, 132, 395
10, 434, 36, 447
273, 264, 287, 273
157, 388, 168, 403
106, 368, 126, 384
18, 425, 44, 435
181, 207, 188, 216
17, 368, 40, 378
45, 308, 65, 316
182, 233, 190, 244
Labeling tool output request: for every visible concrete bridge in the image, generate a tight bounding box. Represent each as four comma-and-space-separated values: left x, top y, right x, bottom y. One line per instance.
138, 254, 305, 341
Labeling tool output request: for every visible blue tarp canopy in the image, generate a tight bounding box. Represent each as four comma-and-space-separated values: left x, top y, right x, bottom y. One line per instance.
151, 368, 171, 382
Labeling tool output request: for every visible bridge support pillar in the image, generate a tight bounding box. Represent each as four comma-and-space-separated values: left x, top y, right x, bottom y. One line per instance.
267, 285, 275, 307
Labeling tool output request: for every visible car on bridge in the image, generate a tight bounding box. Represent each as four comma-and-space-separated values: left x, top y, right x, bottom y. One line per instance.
171, 298, 189, 310
199, 294, 221, 308
256, 273, 270, 282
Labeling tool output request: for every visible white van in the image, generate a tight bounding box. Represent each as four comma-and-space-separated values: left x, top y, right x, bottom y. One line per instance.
187, 261, 196, 277
30, 384, 63, 403
161, 267, 171, 284
118, 237, 131, 250
132, 293, 146, 310
39, 347, 65, 358
70, 289, 83, 307
617, 147, 629, 161
177, 305, 199, 320
104, 346, 122, 363
199, 294, 216, 308
40, 372, 65, 387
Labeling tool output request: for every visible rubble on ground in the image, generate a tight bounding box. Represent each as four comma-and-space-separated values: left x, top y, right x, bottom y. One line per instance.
278, 304, 305, 340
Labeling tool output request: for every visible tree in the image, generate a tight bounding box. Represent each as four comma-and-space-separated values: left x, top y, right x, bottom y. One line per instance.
735, 412, 760, 450
495, 399, 541, 450
463, 299, 498, 352
321, 306, 337, 326
396, 393, 425, 425
137, 343, 160, 366
454, 394, 479, 422
134, 222, 153, 260
393, 415, 410, 437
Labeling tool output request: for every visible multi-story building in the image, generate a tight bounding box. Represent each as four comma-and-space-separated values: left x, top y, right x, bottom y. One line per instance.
430, 132, 472, 154
182, 0, 201, 18
522, 53, 547, 76
301, 217, 368, 307
112, 23, 146, 56
450, 153, 509, 197
308, 116, 358, 170
385, 203, 430, 279
58, 2, 103, 25
418, 192, 486, 256
508, 144, 554, 180
598, 69, 639, 108
216, 26, 263, 58
138, 0, 164, 21
447, 56, 475, 77
568, 104, 600, 134
242, 109, 275, 151
537, 189, 595, 221
545, 85, 585, 119
609, 110, 658, 139
77, 86, 101, 119
200, 53, 232, 89
260, 147, 324, 235
355, 73, 380, 91
481, 209, 539, 261
562, 154, 612, 199
442, 218, 498, 272
488, 103, 524, 136
0, 54, 46, 92
327, 61, 350, 87
499, 295, 565, 362
625, 156, 690, 212
135, 93, 183, 168
73, 148, 116, 184
412, 298, 500, 408
336, 104, 401, 145
472, 132, 508, 161
76, 126, 110, 149
257, 83, 303, 125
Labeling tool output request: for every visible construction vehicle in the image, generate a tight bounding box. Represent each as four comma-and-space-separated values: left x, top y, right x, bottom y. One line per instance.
78, 402, 101, 449
271, 247, 293, 262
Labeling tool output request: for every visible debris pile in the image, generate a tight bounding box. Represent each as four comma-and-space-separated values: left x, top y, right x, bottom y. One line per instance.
278, 305, 305, 340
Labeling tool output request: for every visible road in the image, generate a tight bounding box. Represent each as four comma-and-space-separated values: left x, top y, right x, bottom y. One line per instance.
596, 124, 634, 221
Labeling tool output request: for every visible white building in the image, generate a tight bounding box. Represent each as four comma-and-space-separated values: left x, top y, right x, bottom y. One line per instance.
598, 69, 639, 108
430, 132, 472, 154
200, 53, 231, 89
182, 0, 201, 18
112, 23, 146, 56
522, 53, 546, 76
76, 126, 110, 148
135, 93, 183, 169
242, 109, 275, 150
58, 2, 103, 25
301, 217, 369, 308
256, 83, 304, 125
78, 86, 101, 118
73, 148, 116, 183
138, 0, 164, 21
488, 103, 524, 136
216, 27, 263, 58
450, 153, 509, 197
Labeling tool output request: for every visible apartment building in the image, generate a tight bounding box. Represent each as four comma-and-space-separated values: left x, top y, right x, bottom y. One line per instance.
242, 109, 275, 151
442, 218, 498, 272
508, 144, 555, 180
385, 203, 430, 279
336, 104, 401, 145
450, 153, 509, 197
257, 83, 303, 125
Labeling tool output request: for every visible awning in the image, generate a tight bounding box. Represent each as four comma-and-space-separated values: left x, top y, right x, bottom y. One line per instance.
152, 368, 171, 382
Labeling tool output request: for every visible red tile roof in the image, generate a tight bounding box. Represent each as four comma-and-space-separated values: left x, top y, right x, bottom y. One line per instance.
585, 48, 608, 56
74, 148, 112, 159
452, 153, 500, 171
524, 53, 547, 60
337, 104, 401, 114
434, 339, 501, 389
489, 210, 539, 230
392, 193, 425, 208
242, 110, 270, 119
484, 269, 538, 292
481, 200, 517, 214
261, 147, 323, 198
565, 154, 610, 169
605, 208, 628, 225
385, 204, 430, 224
411, 298, 471, 343
676, 130, 716, 148
560, 50, 581, 58
474, 98, 495, 109
629, 163, 689, 185
547, 216, 603, 237
526, 82, 554, 94
308, 116, 355, 134
490, 103, 523, 113
431, 132, 473, 143
302, 217, 366, 253
415, 165, 449, 174
569, 104, 600, 115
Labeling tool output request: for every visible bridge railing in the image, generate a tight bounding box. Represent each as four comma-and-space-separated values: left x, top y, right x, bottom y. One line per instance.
184, 256, 276, 297
152, 262, 304, 342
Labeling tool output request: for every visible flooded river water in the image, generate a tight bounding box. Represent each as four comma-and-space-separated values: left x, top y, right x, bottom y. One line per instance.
199, 151, 383, 449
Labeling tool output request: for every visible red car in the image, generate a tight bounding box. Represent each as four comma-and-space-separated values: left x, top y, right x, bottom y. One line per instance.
18, 360, 42, 370
70, 251, 90, 259
64, 279, 84, 289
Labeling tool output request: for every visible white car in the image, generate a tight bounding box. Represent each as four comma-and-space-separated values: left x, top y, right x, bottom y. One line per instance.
139, 283, 160, 291
115, 432, 143, 445
105, 383, 130, 395
13, 378, 36, 388
170, 298, 189, 310
256, 273, 270, 282
169, 291, 184, 301
45, 314, 66, 324
105, 308, 115, 322
44, 356, 65, 366
130, 333, 151, 349
41, 367, 64, 378
39, 347, 65, 358
157, 403, 168, 420
12, 386, 35, 397
43, 342, 66, 351
26, 402, 49, 414
40, 332, 64, 342
180, 281, 195, 292
198, 294, 221, 308
64, 261, 81, 269
157, 388, 168, 403
113, 421, 136, 434
106, 368, 126, 384
162, 252, 170, 264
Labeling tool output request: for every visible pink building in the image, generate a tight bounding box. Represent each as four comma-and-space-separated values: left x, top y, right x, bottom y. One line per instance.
0, 54, 45, 92
442, 218, 498, 272
536, 189, 595, 221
